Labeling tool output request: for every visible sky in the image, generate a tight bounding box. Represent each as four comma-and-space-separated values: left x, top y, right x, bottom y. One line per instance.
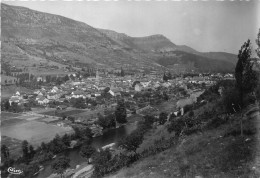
3, 0, 260, 54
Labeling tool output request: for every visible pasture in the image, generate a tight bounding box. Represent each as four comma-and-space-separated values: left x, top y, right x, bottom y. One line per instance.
2, 120, 73, 147
40, 109, 86, 117
1, 112, 22, 120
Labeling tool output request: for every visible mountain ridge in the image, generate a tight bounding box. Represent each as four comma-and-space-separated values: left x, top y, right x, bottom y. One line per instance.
1, 3, 237, 73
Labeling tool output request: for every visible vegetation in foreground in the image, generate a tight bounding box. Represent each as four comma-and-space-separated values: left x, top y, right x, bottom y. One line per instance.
89, 34, 260, 178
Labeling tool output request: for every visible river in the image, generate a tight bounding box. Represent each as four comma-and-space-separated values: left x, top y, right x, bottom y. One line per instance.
36, 123, 137, 178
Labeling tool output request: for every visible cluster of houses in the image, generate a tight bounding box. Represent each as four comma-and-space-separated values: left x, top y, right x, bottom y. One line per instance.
7, 71, 231, 110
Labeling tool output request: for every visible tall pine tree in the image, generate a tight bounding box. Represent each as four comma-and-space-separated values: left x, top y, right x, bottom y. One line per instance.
235, 39, 258, 107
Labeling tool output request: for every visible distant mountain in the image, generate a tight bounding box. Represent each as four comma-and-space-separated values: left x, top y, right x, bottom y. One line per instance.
99, 29, 198, 54
201, 52, 238, 64
1, 3, 157, 69
1, 3, 236, 73
99, 28, 237, 66
157, 51, 235, 73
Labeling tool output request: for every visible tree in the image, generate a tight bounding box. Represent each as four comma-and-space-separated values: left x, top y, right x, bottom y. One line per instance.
72, 97, 86, 109
63, 75, 70, 82
235, 39, 258, 107
51, 156, 70, 178
62, 134, 71, 147
158, 112, 168, 125
29, 74, 34, 81
96, 113, 116, 129
29, 145, 36, 159
50, 134, 67, 154
41, 142, 47, 151
4, 100, 10, 111
118, 131, 143, 154
92, 149, 112, 177
255, 29, 260, 101
121, 67, 125, 77
72, 126, 93, 142
163, 73, 168, 82
115, 99, 127, 124
80, 145, 96, 163
256, 28, 260, 58
222, 87, 241, 114
132, 81, 140, 87
22, 140, 29, 160
1, 144, 10, 160
70, 74, 75, 80
46, 75, 51, 83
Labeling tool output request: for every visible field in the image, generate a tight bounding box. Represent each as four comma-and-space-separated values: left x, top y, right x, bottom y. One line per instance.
1, 112, 22, 120
1, 112, 74, 158
2, 120, 73, 146
71, 108, 104, 118
39, 109, 87, 117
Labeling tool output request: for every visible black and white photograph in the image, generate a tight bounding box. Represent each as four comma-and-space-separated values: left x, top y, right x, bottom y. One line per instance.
1, 0, 260, 178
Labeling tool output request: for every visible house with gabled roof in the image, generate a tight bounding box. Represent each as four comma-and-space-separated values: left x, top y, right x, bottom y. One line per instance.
38, 97, 50, 105
9, 96, 21, 105
47, 93, 60, 100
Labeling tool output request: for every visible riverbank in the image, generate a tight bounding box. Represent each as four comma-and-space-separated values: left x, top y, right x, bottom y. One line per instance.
36, 122, 138, 178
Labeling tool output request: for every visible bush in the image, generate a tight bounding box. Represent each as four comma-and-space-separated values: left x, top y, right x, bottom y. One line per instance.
118, 131, 144, 153
184, 104, 193, 113
92, 149, 112, 177
222, 87, 241, 114
158, 112, 168, 125
167, 117, 186, 136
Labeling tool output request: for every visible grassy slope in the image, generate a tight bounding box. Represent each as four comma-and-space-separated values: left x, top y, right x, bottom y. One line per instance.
105, 109, 259, 178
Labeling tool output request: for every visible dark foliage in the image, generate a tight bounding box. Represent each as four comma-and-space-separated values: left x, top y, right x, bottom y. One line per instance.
51, 156, 70, 177
115, 99, 127, 124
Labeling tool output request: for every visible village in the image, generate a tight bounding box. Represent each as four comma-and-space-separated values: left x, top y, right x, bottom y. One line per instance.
2, 67, 234, 142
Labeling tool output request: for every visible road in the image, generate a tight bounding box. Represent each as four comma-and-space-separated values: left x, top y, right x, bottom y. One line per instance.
72, 165, 94, 178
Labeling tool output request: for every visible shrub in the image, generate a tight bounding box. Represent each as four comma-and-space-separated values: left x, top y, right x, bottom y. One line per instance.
222, 87, 241, 114
158, 112, 168, 125
118, 131, 144, 153
167, 117, 186, 136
